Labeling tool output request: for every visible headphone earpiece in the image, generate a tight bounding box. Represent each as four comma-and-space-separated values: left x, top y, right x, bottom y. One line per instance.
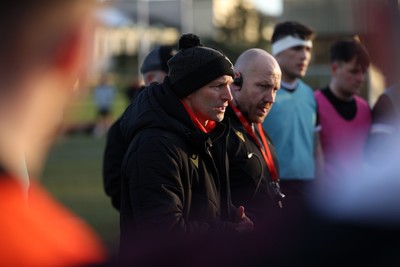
233, 73, 243, 88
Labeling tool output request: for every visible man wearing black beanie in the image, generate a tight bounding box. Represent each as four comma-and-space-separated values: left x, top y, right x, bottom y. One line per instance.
118, 34, 254, 259
167, 34, 236, 98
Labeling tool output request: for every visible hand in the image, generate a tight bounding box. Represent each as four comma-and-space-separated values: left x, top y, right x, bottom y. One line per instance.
234, 206, 254, 232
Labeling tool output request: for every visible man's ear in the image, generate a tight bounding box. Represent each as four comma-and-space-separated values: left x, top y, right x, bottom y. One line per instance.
52, 17, 94, 87
53, 29, 83, 75
331, 62, 339, 75
143, 72, 154, 86
232, 71, 243, 91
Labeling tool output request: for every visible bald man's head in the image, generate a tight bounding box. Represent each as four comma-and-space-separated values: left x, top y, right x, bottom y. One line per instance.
234, 48, 280, 77
231, 48, 281, 123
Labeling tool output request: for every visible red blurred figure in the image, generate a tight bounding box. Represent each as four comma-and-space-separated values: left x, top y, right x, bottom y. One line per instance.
0, 1, 106, 267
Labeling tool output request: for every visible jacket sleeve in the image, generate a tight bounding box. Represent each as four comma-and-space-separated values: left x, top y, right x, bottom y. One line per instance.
102, 118, 127, 211
123, 134, 238, 236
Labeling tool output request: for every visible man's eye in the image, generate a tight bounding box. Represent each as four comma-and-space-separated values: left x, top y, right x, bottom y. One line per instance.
213, 84, 226, 89
259, 84, 271, 90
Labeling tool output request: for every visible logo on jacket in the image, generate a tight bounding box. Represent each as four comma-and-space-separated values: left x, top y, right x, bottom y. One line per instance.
190, 154, 199, 168
234, 130, 245, 143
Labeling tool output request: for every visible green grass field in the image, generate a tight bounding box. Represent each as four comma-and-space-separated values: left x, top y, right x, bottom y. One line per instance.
42, 135, 120, 252
41, 91, 128, 253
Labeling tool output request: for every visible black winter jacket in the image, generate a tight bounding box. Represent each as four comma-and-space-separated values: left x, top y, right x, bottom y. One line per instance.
102, 86, 145, 211
119, 78, 237, 248
226, 106, 282, 225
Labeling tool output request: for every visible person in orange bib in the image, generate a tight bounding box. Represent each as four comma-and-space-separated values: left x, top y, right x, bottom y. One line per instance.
0, 1, 106, 266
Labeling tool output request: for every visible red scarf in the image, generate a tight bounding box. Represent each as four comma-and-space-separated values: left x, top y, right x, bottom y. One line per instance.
180, 100, 216, 133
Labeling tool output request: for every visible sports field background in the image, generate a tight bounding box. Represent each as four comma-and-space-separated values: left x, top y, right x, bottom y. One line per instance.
41, 89, 128, 253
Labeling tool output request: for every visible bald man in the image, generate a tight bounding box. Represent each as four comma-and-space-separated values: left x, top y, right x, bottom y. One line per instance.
226, 48, 284, 227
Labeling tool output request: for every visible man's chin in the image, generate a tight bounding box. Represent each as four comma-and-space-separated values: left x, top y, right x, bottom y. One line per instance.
214, 114, 225, 122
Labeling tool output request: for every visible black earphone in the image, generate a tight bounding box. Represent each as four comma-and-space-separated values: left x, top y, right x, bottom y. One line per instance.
233, 72, 243, 88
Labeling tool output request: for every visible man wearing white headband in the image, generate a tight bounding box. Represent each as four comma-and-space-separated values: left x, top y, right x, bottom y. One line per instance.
272, 35, 313, 57
262, 21, 322, 213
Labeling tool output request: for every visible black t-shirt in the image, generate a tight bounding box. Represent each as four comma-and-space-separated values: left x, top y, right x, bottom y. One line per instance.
321, 86, 357, 120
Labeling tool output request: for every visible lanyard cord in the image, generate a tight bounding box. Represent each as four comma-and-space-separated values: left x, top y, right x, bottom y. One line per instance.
229, 103, 278, 182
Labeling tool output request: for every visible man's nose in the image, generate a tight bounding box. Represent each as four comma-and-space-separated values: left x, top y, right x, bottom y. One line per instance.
221, 85, 233, 101
264, 89, 275, 103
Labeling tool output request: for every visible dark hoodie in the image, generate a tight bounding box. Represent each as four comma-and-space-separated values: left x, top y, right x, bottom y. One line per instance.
119, 77, 238, 250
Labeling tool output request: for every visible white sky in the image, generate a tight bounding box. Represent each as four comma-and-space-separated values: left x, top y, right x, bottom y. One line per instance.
100, 0, 284, 27
251, 0, 283, 16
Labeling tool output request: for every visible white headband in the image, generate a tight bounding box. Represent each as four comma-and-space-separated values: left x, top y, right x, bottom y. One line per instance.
272, 36, 313, 56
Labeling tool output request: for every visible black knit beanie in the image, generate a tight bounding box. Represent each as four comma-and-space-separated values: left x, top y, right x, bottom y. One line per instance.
167, 34, 234, 98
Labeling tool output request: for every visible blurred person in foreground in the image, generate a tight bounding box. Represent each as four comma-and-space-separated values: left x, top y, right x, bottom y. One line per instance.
314, 39, 371, 188
366, 82, 400, 163
262, 21, 322, 213
0, 1, 106, 267
103, 45, 176, 211
226, 48, 284, 226
118, 33, 254, 263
